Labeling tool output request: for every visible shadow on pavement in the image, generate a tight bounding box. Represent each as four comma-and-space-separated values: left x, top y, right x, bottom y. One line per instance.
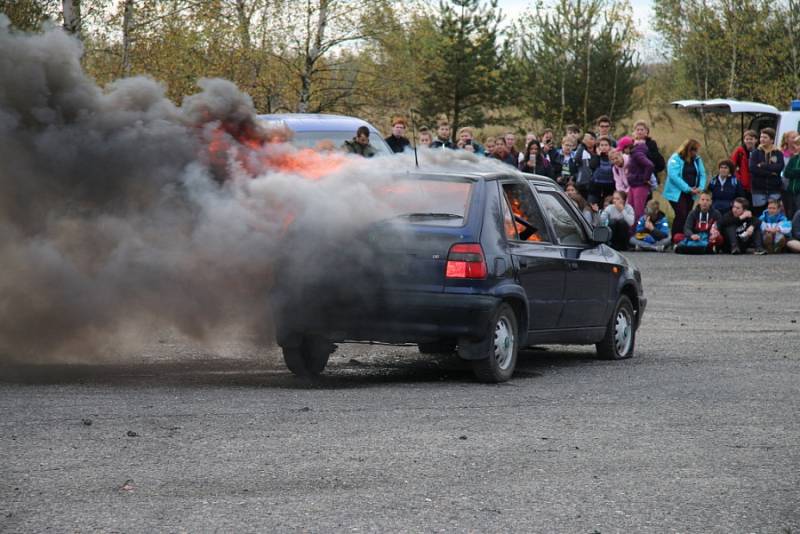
0, 346, 605, 389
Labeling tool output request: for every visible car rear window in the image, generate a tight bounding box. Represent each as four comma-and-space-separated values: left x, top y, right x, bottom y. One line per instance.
373, 178, 473, 226
293, 131, 392, 155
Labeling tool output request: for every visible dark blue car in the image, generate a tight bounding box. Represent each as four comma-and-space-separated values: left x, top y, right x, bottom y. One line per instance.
272, 171, 646, 383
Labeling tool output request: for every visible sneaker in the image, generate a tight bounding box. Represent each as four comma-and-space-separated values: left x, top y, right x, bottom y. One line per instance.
655, 245, 665, 252
754, 248, 767, 255
730, 247, 741, 255
634, 245, 642, 252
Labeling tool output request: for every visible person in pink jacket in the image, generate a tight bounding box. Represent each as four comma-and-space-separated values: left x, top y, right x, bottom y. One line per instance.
610, 148, 629, 192
617, 135, 654, 222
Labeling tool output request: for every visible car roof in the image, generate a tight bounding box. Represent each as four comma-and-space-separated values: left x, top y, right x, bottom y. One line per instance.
257, 113, 384, 133
404, 169, 560, 186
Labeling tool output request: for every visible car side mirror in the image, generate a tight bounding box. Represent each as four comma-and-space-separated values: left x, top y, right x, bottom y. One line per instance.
591, 225, 612, 244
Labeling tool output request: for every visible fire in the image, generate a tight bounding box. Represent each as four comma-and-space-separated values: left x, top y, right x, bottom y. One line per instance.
508, 196, 542, 242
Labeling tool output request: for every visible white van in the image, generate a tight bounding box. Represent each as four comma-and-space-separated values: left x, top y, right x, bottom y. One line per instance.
672, 99, 800, 144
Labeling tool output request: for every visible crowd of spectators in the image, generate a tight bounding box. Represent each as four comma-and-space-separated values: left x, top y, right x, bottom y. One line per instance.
346, 114, 800, 254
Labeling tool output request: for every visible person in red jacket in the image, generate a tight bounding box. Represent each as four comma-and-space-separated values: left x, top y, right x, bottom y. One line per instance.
730, 129, 757, 200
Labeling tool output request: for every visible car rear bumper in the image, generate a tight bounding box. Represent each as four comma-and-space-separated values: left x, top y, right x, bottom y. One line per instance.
275, 291, 500, 345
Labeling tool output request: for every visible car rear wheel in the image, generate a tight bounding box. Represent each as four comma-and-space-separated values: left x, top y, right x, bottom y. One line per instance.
596, 295, 635, 360
418, 341, 457, 354
471, 303, 518, 383
282, 336, 335, 377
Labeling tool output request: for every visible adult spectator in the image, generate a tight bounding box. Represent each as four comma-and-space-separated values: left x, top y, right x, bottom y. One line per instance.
595, 115, 616, 146
730, 129, 757, 199
490, 137, 517, 167
519, 140, 553, 178
456, 127, 485, 155
588, 136, 616, 207
674, 192, 722, 254
749, 127, 785, 217
716, 197, 763, 254
417, 127, 432, 148
599, 190, 635, 250
385, 116, 410, 153
759, 198, 792, 253
633, 120, 666, 176
574, 132, 597, 198
664, 138, 707, 237
709, 159, 743, 215
504, 132, 519, 163
786, 209, 800, 252
342, 126, 377, 157
629, 199, 671, 251
610, 148, 629, 193
618, 135, 654, 224
430, 119, 455, 149
784, 132, 800, 218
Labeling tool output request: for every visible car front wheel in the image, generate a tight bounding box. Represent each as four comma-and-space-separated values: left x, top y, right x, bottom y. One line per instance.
471, 303, 518, 383
282, 336, 335, 377
596, 295, 635, 360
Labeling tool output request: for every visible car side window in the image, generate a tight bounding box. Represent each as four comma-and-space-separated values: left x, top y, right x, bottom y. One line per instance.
500, 182, 550, 243
536, 191, 590, 246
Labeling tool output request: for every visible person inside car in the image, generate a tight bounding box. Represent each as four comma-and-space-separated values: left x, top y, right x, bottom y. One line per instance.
342, 126, 377, 157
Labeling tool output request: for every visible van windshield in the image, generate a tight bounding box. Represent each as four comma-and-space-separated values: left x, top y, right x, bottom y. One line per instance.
373, 178, 473, 226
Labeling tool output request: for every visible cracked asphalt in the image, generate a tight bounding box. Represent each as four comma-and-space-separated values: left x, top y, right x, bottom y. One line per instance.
1, 253, 799, 533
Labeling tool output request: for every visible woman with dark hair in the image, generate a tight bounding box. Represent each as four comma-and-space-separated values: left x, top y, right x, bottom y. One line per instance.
664, 138, 707, 236
519, 140, 553, 178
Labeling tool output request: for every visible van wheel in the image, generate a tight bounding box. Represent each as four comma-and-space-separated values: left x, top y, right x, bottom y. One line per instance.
596, 295, 635, 360
471, 304, 518, 383
282, 336, 334, 377
418, 341, 457, 354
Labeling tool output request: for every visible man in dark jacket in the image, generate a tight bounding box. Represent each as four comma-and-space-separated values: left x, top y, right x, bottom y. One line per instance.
343, 126, 377, 157
749, 127, 785, 216
384, 116, 410, 154
716, 197, 763, 254
430, 119, 456, 150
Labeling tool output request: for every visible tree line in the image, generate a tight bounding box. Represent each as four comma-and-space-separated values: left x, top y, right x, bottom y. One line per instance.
1, 0, 798, 141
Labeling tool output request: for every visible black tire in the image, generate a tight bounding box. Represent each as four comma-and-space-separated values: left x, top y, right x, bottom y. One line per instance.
282, 336, 334, 377
471, 303, 519, 383
418, 341, 457, 354
596, 295, 636, 360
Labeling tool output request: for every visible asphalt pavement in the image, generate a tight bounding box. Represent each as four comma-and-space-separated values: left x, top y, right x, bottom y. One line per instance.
1, 252, 799, 533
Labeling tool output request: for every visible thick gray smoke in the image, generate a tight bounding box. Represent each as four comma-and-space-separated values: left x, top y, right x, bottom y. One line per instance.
0, 17, 505, 363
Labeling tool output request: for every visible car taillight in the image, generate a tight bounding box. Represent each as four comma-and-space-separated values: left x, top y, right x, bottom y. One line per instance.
446, 243, 487, 279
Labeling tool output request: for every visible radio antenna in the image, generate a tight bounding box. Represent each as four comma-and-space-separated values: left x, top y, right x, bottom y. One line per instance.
409, 108, 420, 169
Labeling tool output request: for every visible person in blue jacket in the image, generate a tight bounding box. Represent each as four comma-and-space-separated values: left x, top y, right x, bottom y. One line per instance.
664, 139, 707, 237
629, 199, 671, 251
709, 159, 743, 215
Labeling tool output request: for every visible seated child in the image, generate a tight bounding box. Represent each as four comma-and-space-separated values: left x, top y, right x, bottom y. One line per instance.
786, 210, 800, 253
709, 159, 743, 215
674, 191, 723, 254
599, 190, 635, 251
759, 198, 792, 253
715, 197, 763, 254
629, 199, 671, 251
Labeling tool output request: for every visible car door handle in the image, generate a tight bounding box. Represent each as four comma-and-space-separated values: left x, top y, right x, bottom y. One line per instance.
567, 261, 579, 271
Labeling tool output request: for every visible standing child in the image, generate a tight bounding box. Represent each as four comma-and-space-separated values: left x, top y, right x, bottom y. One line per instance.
610, 148, 629, 192
731, 129, 757, 200
674, 192, 722, 254
554, 136, 577, 188
749, 128, 784, 217
629, 199, 671, 251
588, 136, 616, 207
759, 199, 792, 253
709, 159, 743, 215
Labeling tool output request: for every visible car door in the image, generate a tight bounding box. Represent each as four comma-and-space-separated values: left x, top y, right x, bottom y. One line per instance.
534, 186, 612, 329
499, 181, 566, 330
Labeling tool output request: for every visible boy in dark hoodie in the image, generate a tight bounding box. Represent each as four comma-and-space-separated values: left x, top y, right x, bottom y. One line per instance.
716, 197, 763, 254
629, 199, 671, 251
674, 192, 723, 254
588, 136, 616, 207
709, 159, 743, 215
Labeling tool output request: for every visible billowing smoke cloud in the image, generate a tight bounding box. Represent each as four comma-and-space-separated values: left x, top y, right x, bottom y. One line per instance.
0, 17, 505, 363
